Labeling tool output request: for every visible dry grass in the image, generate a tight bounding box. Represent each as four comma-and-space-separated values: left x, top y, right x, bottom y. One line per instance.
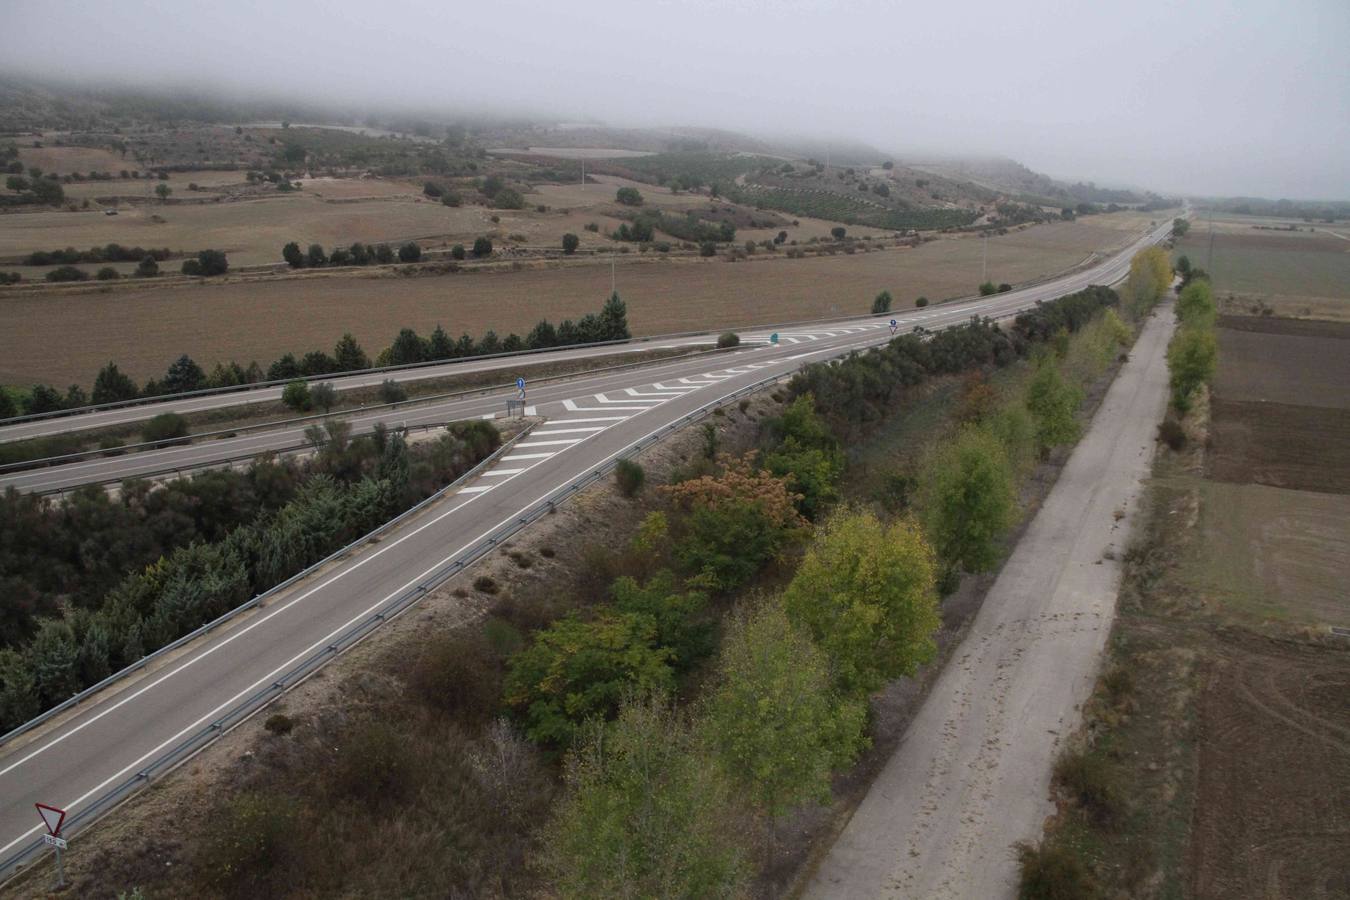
0, 216, 1149, 386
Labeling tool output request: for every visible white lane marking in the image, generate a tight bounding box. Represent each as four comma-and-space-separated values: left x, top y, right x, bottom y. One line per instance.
562, 398, 649, 412
654, 382, 702, 391
677, 377, 717, 386
623, 387, 685, 397
458, 485, 496, 493
515, 438, 587, 448
530, 427, 607, 436
546, 416, 628, 424
501, 452, 555, 461
592, 393, 662, 405
482, 469, 526, 477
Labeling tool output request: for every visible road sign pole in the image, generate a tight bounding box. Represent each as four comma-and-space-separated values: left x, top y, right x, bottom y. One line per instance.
54, 844, 64, 889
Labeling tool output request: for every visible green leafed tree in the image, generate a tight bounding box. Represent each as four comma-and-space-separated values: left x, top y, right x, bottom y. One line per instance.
872, 290, 892, 314
783, 508, 940, 697
332, 332, 368, 371
92, 362, 139, 405
544, 695, 749, 899
702, 598, 867, 817
503, 613, 675, 749
1025, 361, 1082, 452
1167, 325, 1217, 412
921, 425, 1016, 578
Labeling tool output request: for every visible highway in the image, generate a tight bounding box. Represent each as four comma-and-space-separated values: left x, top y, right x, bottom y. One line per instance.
0, 221, 1172, 877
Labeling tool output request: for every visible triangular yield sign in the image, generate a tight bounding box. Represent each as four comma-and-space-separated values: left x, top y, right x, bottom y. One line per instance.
35, 803, 65, 836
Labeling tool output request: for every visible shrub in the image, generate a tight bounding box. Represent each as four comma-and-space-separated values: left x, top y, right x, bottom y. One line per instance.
916, 296, 929, 307
699, 241, 716, 257
473, 575, 499, 594
472, 236, 493, 258
871, 290, 892, 314
181, 258, 203, 276
979, 281, 998, 296
331, 718, 416, 808
830, 226, 846, 240
614, 458, 645, 497
450, 244, 466, 260
45, 265, 88, 282
615, 186, 643, 206
281, 379, 311, 412
196, 792, 296, 893
492, 188, 525, 209
96, 266, 120, 281
142, 412, 189, 444
408, 632, 502, 726
1157, 418, 1186, 450
1015, 841, 1100, 900
397, 241, 422, 262
263, 713, 293, 735
998, 282, 1012, 293
561, 232, 579, 254
716, 332, 740, 348
378, 379, 407, 403
1054, 749, 1121, 823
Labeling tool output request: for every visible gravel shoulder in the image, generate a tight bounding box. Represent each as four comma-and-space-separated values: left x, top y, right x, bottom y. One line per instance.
804, 304, 1177, 899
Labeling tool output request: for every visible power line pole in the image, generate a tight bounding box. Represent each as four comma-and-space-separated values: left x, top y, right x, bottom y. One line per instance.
1206, 209, 1215, 272
982, 232, 988, 283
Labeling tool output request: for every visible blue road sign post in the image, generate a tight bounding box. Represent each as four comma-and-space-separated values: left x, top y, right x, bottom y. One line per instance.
889, 318, 898, 335
770, 332, 779, 345
516, 377, 526, 400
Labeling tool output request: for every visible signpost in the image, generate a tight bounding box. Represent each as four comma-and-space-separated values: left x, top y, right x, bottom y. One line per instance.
889, 318, 898, 335
516, 376, 526, 400
35, 803, 66, 887
769, 332, 779, 345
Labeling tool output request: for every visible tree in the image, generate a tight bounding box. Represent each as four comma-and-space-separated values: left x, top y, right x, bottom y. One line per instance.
1025, 362, 1082, 451
783, 509, 940, 697
305, 243, 327, 267
599, 291, 629, 340
472, 237, 493, 258
872, 290, 892, 314
29, 619, 80, 706
310, 382, 337, 413
544, 696, 749, 899
916, 296, 929, 307
92, 362, 139, 405
388, 328, 426, 365
1124, 246, 1172, 313
374, 243, 395, 264
23, 385, 64, 415
333, 333, 368, 371
703, 599, 866, 817
526, 320, 557, 349
397, 242, 422, 262
979, 281, 998, 296
142, 411, 188, 443
135, 255, 159, 277
831, 226, 846, 240
162, 355, 206, 394
1176, 279, 1215, 328
492, 188, 525, 210
615, 186, 643, 206
0, 389, 15, 420
1167, 325, 1217, 412
562, 232, 580, 254
5, 175, 28, 192
195, 249, 229, 276
30, 179, 63, 205
503, 613, 675, 748
155, 183, 172, 202
921, 425, 1015, 578
1172, 217, 1190, 237
450, 244, 466, 260
282, 380, 311, 411
96, 266, 119, 281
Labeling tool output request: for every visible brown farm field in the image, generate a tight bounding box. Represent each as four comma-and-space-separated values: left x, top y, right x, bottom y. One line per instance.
0, 215, 1151, 386
1175, 215, 1350, 303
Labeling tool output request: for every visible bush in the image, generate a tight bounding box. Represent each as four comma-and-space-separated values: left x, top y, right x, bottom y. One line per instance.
1157, 418, 1186, 451
699, 241, 716, 257
831, 226, 846, 240
615, 186, 643, 206
998, 282, 1012, 293
473, 575, 498, 594
196, 792, 296, 893
1054, 749, 1121, 823
142, 412, 189, 444
1015, 841, 1100, 900
614, 458, 645, 497
281, 379, 311, 412
397, 242, 422, 262
96, 266, 120, 281
979, 281, 998, 296
181, 258, 203, 276
263, 713, 293, 735
408, 632, 502, 726
332, 718, 416, 808
135, 256, 159, 277
450, 244, 466, 260
872, 290, 892, 314
195, 249, 229, 276
472, 236, 493, 258
916, 296, 929, 307
561, 232, 579, 254
492, 188, 525, 209
378, 379, 407, 403
45, 265, 88, 282
716, 332, 740, 348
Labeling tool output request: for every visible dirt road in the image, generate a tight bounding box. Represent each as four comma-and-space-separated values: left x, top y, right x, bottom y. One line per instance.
804, 304, 1177, 899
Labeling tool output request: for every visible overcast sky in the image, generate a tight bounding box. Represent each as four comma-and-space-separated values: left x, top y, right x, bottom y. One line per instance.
6, 0, 1348, 199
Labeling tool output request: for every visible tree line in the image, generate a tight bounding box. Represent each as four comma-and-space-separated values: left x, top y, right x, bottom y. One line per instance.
1, 294, 630, 420
0, 420, 501, 731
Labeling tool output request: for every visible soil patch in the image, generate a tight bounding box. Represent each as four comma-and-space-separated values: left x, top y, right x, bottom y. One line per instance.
1188, 630, 1350, 900
1208, 399, 1350, 493
1213, 318, 1350, 410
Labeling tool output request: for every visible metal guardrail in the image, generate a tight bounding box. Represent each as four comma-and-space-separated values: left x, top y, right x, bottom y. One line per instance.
0, 343, 740, 477
0, 424, 535, 752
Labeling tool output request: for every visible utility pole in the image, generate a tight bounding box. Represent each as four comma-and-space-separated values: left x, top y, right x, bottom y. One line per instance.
1206, 209, 1215, 272
580, 156, 585, 187
611, 254, 616, 296
982, 232, 988, 283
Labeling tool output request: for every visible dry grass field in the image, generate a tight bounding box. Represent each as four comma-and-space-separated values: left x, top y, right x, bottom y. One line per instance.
1175, 215, 1350, 302
15, 143, 127, 174
0, 215, 1151, 386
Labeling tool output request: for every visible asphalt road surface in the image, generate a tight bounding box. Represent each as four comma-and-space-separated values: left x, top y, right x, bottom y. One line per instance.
804, 300, 1177, 899
0, 222, 1172, 876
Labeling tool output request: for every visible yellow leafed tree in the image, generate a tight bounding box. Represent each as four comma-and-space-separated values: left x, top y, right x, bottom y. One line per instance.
1125, 246, 1172, 314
